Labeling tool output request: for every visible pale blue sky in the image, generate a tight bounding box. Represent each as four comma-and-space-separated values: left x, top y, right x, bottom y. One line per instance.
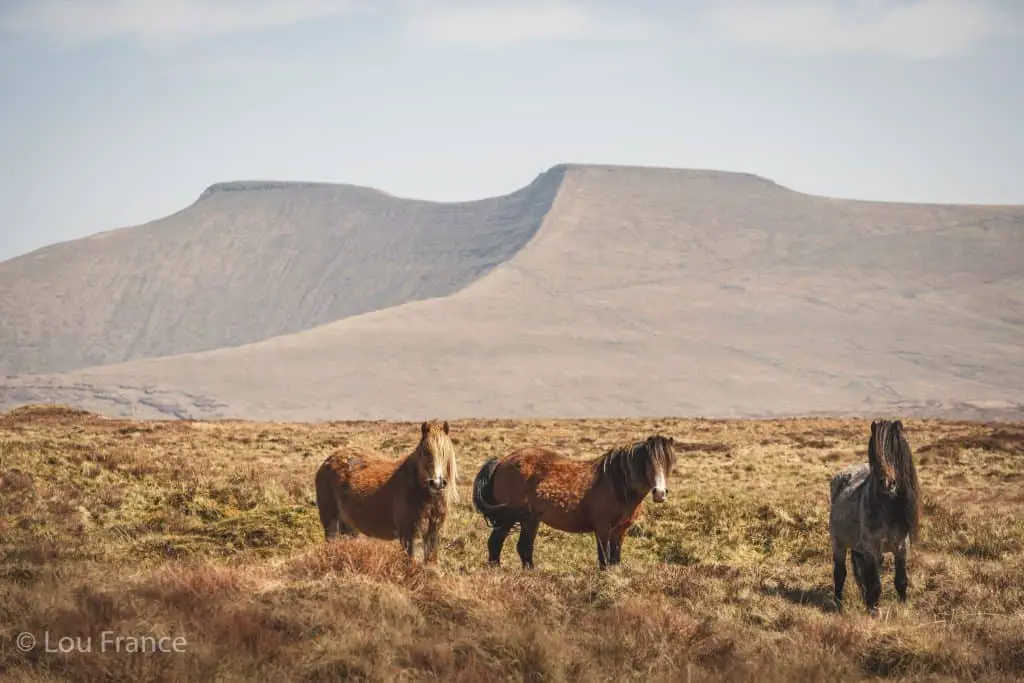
1, 0, 1022, 261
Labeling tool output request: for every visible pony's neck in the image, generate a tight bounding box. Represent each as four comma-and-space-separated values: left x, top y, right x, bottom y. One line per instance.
596, 448, 651, 503
397, 446, 426, 491
622, 483, 649, 504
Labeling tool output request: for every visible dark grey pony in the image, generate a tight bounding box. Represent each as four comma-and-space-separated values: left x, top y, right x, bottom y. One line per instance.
828, 419, 922, 615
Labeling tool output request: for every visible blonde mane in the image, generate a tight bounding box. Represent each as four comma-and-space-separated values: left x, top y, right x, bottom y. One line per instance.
416, 421, 460, 507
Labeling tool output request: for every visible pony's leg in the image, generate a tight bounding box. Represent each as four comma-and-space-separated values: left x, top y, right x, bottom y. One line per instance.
831, 542, 848, 609
850, 549, 868, 602
487, 523, 514, 566
609, 527, 628, 566
399, 529, 415, 559
396, 499, 418, 560
594, 530, 611, 570
864, 556, 883, 615
516, 517, 541, 569
317, 499, 342, 540
422, 518, 441, 565
319, 509, 340, 540
894, 547, 909, 603
852, 550, 882, 615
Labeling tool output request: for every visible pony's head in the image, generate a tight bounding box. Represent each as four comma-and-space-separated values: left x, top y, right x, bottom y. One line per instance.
600, 434, 677, 503
868, 419, 921, 538
645, 435, 677, 502
869, 419, 902, 496
415, 420, 460, 505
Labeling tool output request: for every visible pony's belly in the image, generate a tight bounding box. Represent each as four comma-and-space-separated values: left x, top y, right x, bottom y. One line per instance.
540, 509, 592, 534
532, 498, 592, 533
337, 491, 400, 539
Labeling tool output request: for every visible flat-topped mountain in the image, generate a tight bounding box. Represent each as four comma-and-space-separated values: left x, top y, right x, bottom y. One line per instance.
2, 163, 1022, 420
0, 168, 564, 374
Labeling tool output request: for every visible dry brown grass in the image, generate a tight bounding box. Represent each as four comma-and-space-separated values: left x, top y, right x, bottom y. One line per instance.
2, 405, 1023, 682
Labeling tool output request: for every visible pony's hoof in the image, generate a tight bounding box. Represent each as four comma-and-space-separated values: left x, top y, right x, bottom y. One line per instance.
868, 607, 880, 618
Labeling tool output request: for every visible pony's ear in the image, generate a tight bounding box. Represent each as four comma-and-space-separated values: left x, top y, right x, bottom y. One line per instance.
668, 436, 676, 445
895, 419, 903, 430
870, 420, 878, 435
421, 421, 429, 437
443, 420, 450, 434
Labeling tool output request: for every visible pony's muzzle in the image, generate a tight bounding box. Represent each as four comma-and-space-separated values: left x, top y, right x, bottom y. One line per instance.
652, 487, 667, 503
427, 477, 447, 492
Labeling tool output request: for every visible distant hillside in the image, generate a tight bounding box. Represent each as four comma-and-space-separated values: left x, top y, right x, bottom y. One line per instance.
0, 169, 564, 374
2, 163, 1023, 421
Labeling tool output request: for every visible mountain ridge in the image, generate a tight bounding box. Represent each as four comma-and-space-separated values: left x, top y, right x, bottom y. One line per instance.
3, 162, 1022, 421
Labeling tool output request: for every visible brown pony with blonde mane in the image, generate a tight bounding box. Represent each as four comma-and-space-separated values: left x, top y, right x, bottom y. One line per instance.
829, 419, 922, 615
315, 420, 459, 564
472, 435, 677, 569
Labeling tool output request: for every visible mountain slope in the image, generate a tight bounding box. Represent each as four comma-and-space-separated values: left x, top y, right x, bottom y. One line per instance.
4, 164, 1023, 420
0, 169, 564, 374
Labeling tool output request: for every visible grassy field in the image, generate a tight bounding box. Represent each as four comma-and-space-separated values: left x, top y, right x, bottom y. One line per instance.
1, 404, 1022, 682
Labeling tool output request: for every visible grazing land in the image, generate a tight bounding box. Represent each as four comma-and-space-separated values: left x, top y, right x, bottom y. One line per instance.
2, 405, 1023, 682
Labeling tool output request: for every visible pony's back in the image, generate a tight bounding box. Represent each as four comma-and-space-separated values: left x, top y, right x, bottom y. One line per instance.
830, 462, 868, 504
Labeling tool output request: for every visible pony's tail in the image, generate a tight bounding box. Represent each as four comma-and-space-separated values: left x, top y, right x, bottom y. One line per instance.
472, 457, 518, 528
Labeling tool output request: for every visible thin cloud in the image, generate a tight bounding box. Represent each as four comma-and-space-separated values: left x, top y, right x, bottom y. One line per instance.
403, 1, 654, 48
703, 0, 1020, 59
3, 0, 1015, 59
0, 0, 360, 48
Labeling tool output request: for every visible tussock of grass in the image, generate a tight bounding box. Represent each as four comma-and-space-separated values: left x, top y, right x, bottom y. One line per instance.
2, 405, 1023, 681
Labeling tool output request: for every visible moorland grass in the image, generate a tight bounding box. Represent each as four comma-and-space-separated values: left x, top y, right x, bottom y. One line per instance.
1, 405, 1022, 682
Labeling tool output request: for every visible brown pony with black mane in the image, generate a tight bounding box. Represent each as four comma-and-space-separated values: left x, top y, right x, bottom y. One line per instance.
472, 435, 677, 569
829, 419, 922, 615
314, 420, 459, 564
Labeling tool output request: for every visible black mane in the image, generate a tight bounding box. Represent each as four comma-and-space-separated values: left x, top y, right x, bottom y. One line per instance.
595, 435, 676, 503
869, 419, 921, 541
